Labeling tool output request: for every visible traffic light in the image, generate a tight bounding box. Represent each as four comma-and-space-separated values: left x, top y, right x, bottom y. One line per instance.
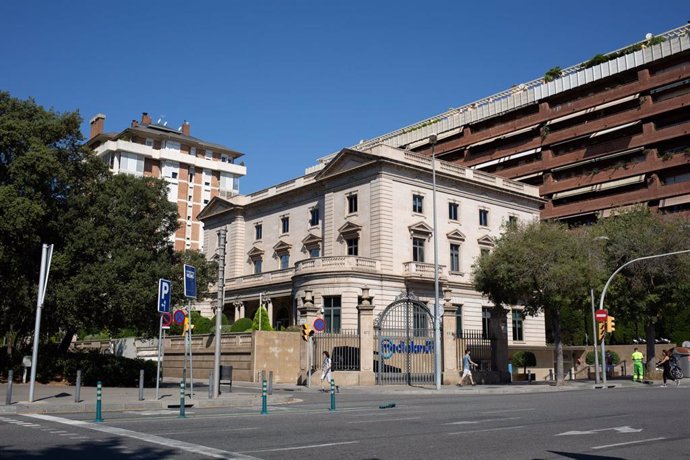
597, 322, 606, 342
606, 315, 616, 333
302, 324, 314, 342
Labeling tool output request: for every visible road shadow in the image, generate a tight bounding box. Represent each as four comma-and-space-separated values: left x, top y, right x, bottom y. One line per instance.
546, 451, 626, 460
0, 438, 178, 459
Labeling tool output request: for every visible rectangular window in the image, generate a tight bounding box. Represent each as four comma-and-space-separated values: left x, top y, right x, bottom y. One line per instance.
449, 202, 459, 221
145, 138, 154, 147
413, 194, 424, 213
508, 215, 518, 225
309, 208, 320, 226
480, 248, 490, 258
202, 169, 212, 188
166, 140, 181, 151
347, 194, 358, 214
281, 216, 289, 234
346, 237, 359, 256
205, 150, 213, 160
482, 307, 491, 339
450, 244, 460, 272
189, 166, 195, 184
309, 247, 320, 258
280, 254, 290, 270
323, 296, 341, 333
479, 209, 489, 226
221, 154, 229, 163
253, 259, 262, 274
412, 237, 425, 262
255, 224, 262, 240
512, 309, 524, 341
119, 152, 144, 175
220, 172, 233, 191
413, 310, 428, 337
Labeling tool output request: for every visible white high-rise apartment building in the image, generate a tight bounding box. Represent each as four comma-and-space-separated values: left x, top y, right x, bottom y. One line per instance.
87, 112, 246, 251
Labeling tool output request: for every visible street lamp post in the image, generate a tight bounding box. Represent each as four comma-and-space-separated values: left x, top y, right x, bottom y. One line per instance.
598, 248, 690, 387
429, 134, 442, 390
213, 228, 227, 398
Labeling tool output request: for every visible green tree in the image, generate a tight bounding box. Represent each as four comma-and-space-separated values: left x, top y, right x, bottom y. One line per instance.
510, 351, 537, 375
251, 306, 273, 331
595, 207, 690, 374
473, 221, 592, 385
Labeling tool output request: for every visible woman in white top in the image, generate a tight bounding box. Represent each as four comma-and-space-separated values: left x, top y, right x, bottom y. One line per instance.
321, 351, 332, 391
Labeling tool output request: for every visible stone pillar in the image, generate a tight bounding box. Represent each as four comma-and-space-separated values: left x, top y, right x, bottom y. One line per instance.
298, 290, 320, 386
233, 302, 242, 322
267, 300, 274, 327
490, 306, 510, 383
357, 288, 376, 385
441, 289, 458, 385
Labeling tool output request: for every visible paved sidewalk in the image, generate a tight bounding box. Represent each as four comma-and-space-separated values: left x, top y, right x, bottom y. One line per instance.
1, 378, 656, 415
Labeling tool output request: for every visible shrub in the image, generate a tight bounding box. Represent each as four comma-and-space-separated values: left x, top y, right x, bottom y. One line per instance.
544, 66, 562, 82
229, 318, 253, 332
251, 306, 273, 331
511, 351, 537, 374
212, 313, 231, 326
585, 350, 619, 366
190, 311, 214, 335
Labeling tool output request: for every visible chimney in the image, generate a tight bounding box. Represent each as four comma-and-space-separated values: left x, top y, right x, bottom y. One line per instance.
182, 120, 190, 136
130, 119, 139, 128
141, 112, 152, 125
89, 113, 106, 138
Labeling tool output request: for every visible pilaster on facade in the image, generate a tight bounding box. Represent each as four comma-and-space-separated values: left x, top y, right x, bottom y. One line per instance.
370, 176, 395, 272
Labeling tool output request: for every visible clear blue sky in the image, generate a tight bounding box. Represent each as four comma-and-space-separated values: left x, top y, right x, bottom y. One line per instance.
2, 1, 687, 193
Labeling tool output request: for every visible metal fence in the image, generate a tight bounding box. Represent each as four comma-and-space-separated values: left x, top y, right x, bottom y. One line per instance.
312, 330, 360, 371
456, 330, 494, 371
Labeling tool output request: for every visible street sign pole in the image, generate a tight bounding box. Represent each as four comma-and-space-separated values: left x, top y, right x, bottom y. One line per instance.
29, 243, 53, 403
188, 300, 194, 397
156, 314, 163, 400
183, 265, 196, 397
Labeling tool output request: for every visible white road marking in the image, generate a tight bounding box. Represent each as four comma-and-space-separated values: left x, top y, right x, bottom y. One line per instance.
152, 427, 258, 436
24, 414, 259, 459
482, 408, 536, 414
348, 416, 421, 424
124, 410, 194, 416
557, 426, 643, 436
444, 416, 521, 425
592, 437, 667, 450
448, 425, 526, 435
241, 440, 359, 453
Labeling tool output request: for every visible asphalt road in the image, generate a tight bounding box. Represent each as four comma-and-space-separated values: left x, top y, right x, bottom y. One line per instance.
1, 385, 688, 459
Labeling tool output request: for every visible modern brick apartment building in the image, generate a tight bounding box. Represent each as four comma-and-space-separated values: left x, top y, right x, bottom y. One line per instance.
87, 113, 246, 250
348, 24, 690, 224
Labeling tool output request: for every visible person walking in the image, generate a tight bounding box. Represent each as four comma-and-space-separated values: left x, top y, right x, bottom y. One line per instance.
320, 351, 332, 392
458, 348, 478, 387
655, 350, 678, 387
631, 347, 644, 382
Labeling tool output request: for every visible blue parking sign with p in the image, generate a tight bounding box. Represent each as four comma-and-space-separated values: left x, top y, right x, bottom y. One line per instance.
158, 278, 172, 313
184, 264, 197, 299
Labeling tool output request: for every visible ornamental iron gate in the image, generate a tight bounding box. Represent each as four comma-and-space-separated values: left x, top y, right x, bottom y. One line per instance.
374, 293, 435, 385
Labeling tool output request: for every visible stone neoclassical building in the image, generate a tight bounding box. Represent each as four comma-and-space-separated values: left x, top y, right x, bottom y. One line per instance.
198, 144, 547, 358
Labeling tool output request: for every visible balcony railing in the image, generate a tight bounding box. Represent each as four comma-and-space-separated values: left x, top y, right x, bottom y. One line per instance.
294, 256, 380, 274
403, 261, 446, 279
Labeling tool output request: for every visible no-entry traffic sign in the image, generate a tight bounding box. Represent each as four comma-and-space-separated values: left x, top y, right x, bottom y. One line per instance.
595, 309, 608, 323
161, 312, 172, 329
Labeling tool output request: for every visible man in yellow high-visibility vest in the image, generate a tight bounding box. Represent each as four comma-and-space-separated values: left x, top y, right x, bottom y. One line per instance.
632, 347, 644, 382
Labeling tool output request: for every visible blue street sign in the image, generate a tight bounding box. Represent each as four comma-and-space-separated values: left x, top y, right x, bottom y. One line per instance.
158, 279, 172, 313
183, 264, 197, 299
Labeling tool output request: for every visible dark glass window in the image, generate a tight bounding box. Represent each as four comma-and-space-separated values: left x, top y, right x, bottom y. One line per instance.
323, 296, 341, 333
413, 237, 425, 262
255, 224, 262, 240
310, 208, 320, 226
347, 194, 358, 213
512, 309, 524, 341
346, 237, 359, 256
279, 254, 289, 270
449, 202, 459, 220
413, 194, 424, 213
450, 244, 460, 272
482, 307, 491, 339
281, 216, 289, 233
479, 209, 489, 226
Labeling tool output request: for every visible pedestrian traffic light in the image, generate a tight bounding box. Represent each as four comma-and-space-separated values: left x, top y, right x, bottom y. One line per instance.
301, 324, 314, 342
606, 315, 616, 333
597, 322, 606, 341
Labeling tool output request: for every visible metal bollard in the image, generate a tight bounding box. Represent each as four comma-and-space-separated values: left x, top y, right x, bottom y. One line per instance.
75, 370, 82, 403
208, 371, 213, 399
178, 379, 186, 418
549, 369, 553, 381
330, 379, 336, 411
268, 371, 273, 395
5, 370, 13, 405
261, 369, 266, 385
94, 381, 104, 422
139, 369, 145, 401
528, 370, 532, 384
261, 378, 268, 415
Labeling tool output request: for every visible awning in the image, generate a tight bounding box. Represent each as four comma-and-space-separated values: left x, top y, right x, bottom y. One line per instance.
589, 121, 641, 138
551, 147, 645, 173
513, 171, 543, 181
467, 124, 538, 148
546, 94, 639, 126
407, 126, 463, 149
659, 194, 690, 208
472, 147, 541, 170
552, 174, 646, 200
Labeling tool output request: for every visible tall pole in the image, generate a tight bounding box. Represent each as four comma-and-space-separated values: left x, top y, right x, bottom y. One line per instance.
598, 248, 690, 387
213, 228, 227, 398
29, 244, 53, 403
259, 293, 263, 331
589, 288, 600, 384
155, 314, 163, 400
430, 134, 441, 390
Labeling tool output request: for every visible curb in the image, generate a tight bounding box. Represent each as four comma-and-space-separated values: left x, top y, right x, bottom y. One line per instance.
0, 394, 295, 415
